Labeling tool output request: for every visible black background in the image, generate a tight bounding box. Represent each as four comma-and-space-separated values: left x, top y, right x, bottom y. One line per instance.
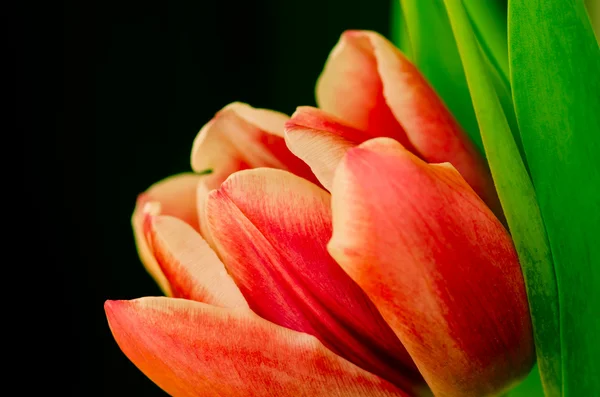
16, 0, 390, 395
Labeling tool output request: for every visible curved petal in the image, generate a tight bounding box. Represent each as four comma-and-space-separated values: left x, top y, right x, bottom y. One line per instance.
190, 102, 316, 187
205, 169, 425, 394
132, 173, 203, 295
317, 30, 499, 213
284, 107, 372, 190
315, 35, 411, 148
105, 297, 407, 397
196, 177, 218, 249
144, 214, 248, 308
328, 138, 534, 396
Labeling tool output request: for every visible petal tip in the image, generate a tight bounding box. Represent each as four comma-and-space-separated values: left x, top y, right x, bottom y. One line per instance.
285, 106, 321, 131
215, 101, 248, 119
104, 299, 115, 312
206, 186, 226, 207
341, 29, 367, 39
104, 299, 125, 321
132, 194, 161, 227
339, 30, 381, 49
136, 193, 149, 207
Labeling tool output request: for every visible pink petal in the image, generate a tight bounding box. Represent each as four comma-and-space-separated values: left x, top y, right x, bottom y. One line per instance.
190, 102, 317, 187
317, 30, 499, 213
144, 214, 248, 308
205, 169, 425, 394
132, 173, 203, 295
284, 107, 372, 190
328, 138, 534, 396
105, 297, 408, 397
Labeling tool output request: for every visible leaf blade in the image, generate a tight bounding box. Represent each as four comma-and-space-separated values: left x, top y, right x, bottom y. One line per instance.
509, 1, 600, 395
463, 0, 526, 164
390, 0, 413, 59
463, 0, 509, 84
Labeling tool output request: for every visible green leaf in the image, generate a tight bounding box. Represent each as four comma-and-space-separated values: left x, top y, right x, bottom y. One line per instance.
509, 1, 600, 395
508, 365, 545, 397
395, 0, 483, 154
463, 0, 509, 84
442, 0, 562, 395
586, 0, 600, 39
463, 0, 526, 164
485, 39, 526, 167
390, 0, 413, 59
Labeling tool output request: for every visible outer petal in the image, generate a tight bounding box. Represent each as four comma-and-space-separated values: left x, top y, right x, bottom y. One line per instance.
328, 138, 534, 397
132, 173, 204, 295
144, 214, 248, 308
284, 107, 372, 190
317, 30, 499, 213
190, 102, 316, 187
206, 169, 425, 394
105, 297, 407, 397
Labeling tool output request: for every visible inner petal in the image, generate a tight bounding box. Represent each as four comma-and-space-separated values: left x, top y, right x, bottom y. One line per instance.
205, 168, 426, 394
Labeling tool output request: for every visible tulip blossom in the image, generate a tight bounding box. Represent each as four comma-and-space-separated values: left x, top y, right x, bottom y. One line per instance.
106, 30, 534, 396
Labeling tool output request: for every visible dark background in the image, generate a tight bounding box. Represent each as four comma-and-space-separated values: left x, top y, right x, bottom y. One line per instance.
16, 0, 390, 395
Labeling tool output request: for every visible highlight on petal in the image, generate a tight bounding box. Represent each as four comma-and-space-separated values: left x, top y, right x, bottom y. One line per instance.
206, 168, 425, 394
317, 30, 499, 213
132, 173, 204, 295
284, 107, 372, 190
105, 297, 408, 397
143, 214, 248, 308
190, 102, 316, 187
328, 138, 534, 396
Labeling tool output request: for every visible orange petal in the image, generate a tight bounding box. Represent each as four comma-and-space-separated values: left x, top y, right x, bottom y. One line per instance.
132, 173, 203, 295
328, 138, 534, 396
317, 31, 499, 213
190, 102, 316, 187
315, 34, 411, 148
105, 297, 408, 397
206, 169, 424, 394
284, 107, 372, 190
144, 215, 248, 308
195, 178, 217, 249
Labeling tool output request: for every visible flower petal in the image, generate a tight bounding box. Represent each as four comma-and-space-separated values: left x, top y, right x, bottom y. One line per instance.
317, 31, 499, 213
284, 107, 372, 190
144, 214, 248, 308
105, 297, 407, 397
328, 138, 534, 396
315, 34, 411, 147
190, 102, 316, 186
206, 169, 424, 394
196, 178, 217, 249
132, 173, 203, 295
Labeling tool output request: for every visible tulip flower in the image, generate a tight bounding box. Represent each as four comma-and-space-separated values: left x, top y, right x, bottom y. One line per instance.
106, 29, 536, 397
